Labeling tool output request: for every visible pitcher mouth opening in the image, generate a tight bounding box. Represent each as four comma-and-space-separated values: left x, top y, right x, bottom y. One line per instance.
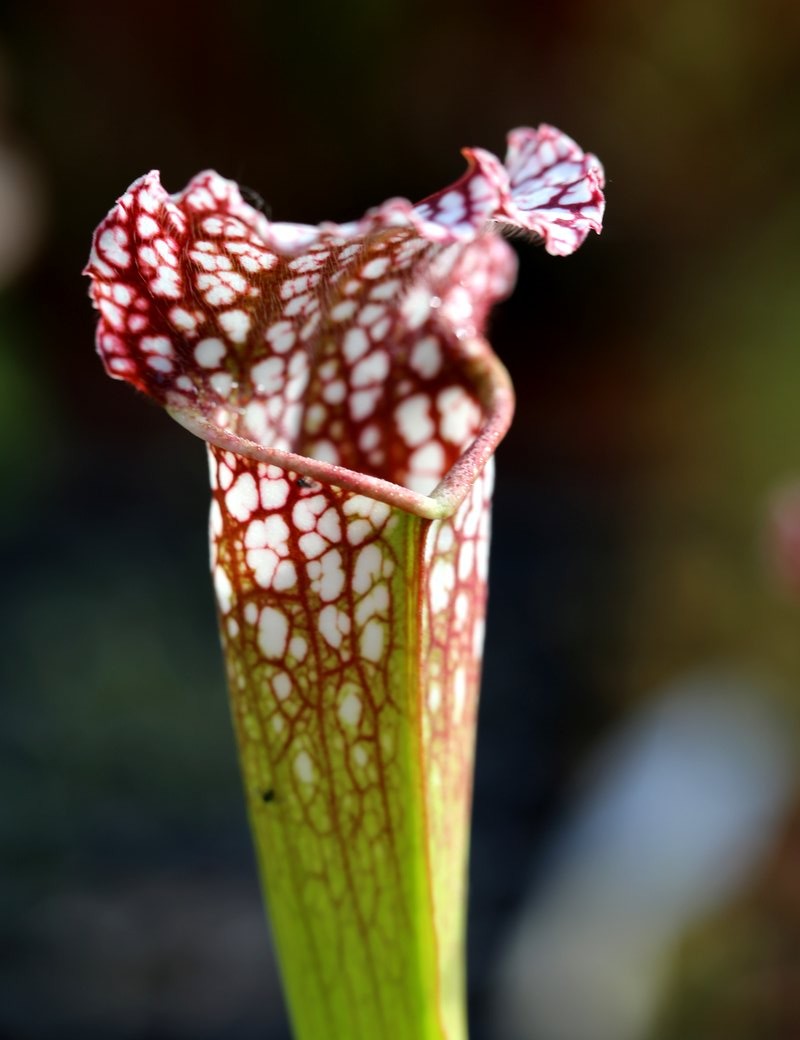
168, 338, 514, 520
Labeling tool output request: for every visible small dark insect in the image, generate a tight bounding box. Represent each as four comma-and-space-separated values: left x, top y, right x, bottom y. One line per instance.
262, 789, 275, 803
240, 185, 272, 219
296, 475, 314, 489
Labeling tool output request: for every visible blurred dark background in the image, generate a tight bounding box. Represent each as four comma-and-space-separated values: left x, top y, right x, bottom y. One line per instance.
2, 2, 800, 1038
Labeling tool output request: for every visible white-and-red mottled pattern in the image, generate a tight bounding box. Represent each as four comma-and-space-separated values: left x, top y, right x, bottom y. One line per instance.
85, 125, 604, 1036
85, 125, 603, 503
207, 443, 495, 1031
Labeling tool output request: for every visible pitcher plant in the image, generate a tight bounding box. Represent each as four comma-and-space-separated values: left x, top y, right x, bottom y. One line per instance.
85, 124, 604, 1040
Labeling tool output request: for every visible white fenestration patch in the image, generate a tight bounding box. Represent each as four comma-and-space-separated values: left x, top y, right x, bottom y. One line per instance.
318, 605, 351, 649
273, 559, 297, 591
361, 256, 390, 279
401, 286, 434, 330
289, 252, 328, 273
371, 316, 391, 341
190, 246, 227, 271
294, 750, 314, 785
194, 337, 226, 368
245, 513, 291, 554
369, 277, 401, 302
150, 265, 181, 299
272, 672, 292, 700
360, 619, 384, 662
394, 394, 435, 448
437, 190, 466, 224
339, 244, 362, 263
292, 494, 328, 532
349, 388, 382, 422
438, 386, 480, 447
358, 304, 387, 327
219, 308, 251, 343
429, 558, 456, 614
343, 327, 370, 363
245, 514, 293, 590
314, 549, 345, 602
338, 691, 362, 727
266, 320, 296, 354
330, 299, 358, 323
241, 398, 268, 440
218, 462, 234, 490
359, 425, 380, 452
351, 350, 389, 388
259, 475, 290, 510
323, 379, 346, 405
98, 226, 131, 268
108, 356, 135, 375
441, 286, 473, 329
289, 635, 308, 662
225, 473, 259, 521
301, 312, 321, 342
146, 351, 173, 370
437, 522, 455, 554
458, 539, 475, 581
355, 582, 389, 627
285, 350, 310, 403
258, 606, 289, 659
347, 519, 372, 546
343, 496, 391, 526
251, 356, 285, 394
98, 299, 125, 330
213, 565, 234, 614
317, 507, 341, 543
140, 335, 173, 357
210, 372, 233, 396
305, 403, 327, 434
353, 544, 382, 596
209, 498, 223, 536
407, 441, 446, 494
170, 307, 198, 332
299, 531, 326, 560
409, 335, 442, 379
